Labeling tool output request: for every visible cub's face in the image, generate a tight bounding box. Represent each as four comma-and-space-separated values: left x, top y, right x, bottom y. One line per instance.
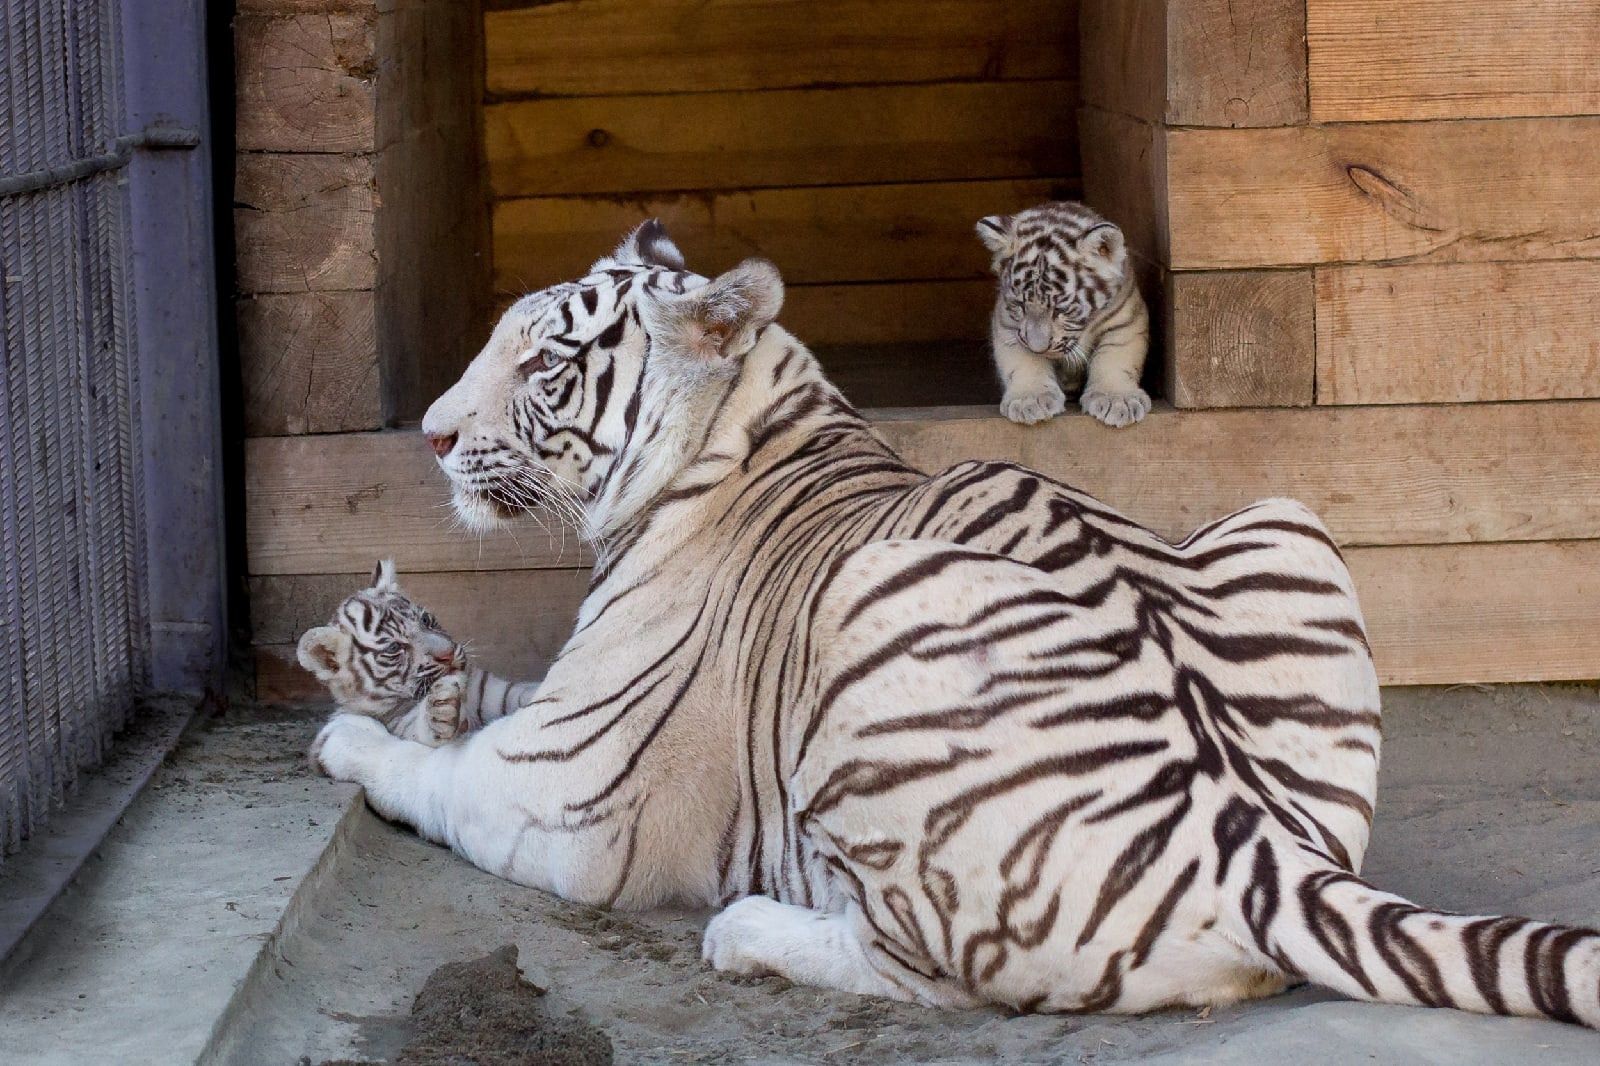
977, 203, 1128, 358
296, 561, 461, 718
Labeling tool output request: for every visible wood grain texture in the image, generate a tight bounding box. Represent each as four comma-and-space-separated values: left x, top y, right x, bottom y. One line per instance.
783, 280, 996, 347
1348, 540, 1600, 685
1314, 261, 1600, 405
234, 153, 376, 293
1308, 0, 1600, 121
1166, 270, 1314, 408
485, 0, 1079, 97
1080, 0, 1166, 122
492, 179, 1067, 292
235, 12, 375, 153
485, 80, 1079, 198
237, 292, 382, 437
246, 431, 596, 575
251, 567, 591, 700
1164, 119, 1600, 269
1078, 107, 1165, 263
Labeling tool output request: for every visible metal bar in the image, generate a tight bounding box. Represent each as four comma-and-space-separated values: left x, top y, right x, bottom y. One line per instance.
0, 123, 199, 198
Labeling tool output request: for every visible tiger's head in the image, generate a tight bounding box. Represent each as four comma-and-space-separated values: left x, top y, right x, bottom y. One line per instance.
421, 221, 785, 539
976, 201, 1129, 362
296, 559, 463, 719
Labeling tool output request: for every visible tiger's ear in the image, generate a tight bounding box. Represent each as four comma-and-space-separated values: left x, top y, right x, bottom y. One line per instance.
641, 257, 784, 363
1079, 223, 1127, 270
370, 558, 398, 593
976, 214, 1018, 261
593, 218, 686, 273
296, 625, 350, 681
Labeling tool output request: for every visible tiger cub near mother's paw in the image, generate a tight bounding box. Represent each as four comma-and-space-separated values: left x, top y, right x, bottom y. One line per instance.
296, 559, 537, 745
979, 201, 1151, 428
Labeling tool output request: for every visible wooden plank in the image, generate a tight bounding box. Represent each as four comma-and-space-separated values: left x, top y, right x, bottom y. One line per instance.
485, 0, 1079, 97
1080, 0, 1166, 123
1166, 270, 1314, 408
1315, 261, 1600, 405
784, 280, 995, 348
1166, 0, 1307, 127
1078, 107, 1165, 264
1309, 0, 1600, 122
237, 292, 382, 437
251, 567, 591, 700
815, 343, 999, 410
234, 153, 375, 293
235, 12, 375, 153
246, 431, 596, 575
1165, 118, 1600, 269
491, 179, 1068, 292
873, 401, 1600, 547
484, 81, 1079, 199
1348, 541, 1600, 685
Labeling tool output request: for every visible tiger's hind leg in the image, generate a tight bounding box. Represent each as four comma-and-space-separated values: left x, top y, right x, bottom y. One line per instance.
702, 896, 977, 1008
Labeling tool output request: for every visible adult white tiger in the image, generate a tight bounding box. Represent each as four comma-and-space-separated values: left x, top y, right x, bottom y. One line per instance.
311, 223, 1600, 1025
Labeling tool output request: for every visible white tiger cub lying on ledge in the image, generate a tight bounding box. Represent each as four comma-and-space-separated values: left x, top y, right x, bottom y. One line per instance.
978, 201, 1151, 428
311, 222, 1600, 1027
297, 559, 536, 744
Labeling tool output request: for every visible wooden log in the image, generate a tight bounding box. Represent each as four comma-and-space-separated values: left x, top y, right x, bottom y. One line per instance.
1078, 107, 1166, 264
1308, 0, 1600, 121
1349, 540, 1600, 685
484, 81, 1080, 199
1083, 0, 1308, 127
485, 0, 1079, 98
245, 431, 596, 575
1166, 271, 1314, 408
1164, 118, 1600, 269
1314, 261, 1600, 405
234, 154, 375, 293
237, 292, 381, 437
235, 12, 375, 153
491, 179, 1068, 292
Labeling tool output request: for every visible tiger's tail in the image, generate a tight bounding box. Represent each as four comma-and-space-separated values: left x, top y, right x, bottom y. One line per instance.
1232, 840, 1600, 1028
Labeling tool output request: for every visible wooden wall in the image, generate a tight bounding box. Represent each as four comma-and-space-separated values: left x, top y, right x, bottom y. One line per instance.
482, 0, 1083, 407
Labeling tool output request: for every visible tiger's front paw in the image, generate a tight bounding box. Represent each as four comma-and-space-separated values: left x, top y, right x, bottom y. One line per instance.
1000, 381, 1067, 425
309, 713, 393, 781
424, 671, 468, 744
1081, 385, 1151, 428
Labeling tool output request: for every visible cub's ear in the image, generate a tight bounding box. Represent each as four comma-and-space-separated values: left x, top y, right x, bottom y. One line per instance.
976, 214, 1018, 260
1079, 223, 1127, 270
296, 626, 350, 681
641, 257, 784, 362
592, 218, 686, 273
370, 558, 398, 593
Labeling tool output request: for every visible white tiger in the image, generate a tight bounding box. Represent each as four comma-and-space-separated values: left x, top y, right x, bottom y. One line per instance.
978, 201, 1151, 428
310, 222, 1600, 1026
297, 559, 537, 744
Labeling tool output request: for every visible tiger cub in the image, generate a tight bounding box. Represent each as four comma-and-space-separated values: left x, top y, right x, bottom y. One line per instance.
977, 201, 1151, 428
295, 560, 536, 745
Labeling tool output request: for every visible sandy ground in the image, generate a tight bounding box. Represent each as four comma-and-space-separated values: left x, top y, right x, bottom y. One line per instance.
218, 684, 1600, 1065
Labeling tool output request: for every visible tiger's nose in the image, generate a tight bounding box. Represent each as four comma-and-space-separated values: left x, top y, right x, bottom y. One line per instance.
425, 431, 458, 458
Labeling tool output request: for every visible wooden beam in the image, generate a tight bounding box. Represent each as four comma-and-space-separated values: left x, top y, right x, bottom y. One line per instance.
1349, 540, 1600, 685
1308, 0, 1600, 122
485, 81, 1079, 199
237, 292, 381, 437
1164, 118, 1600, 269
233, 153, 375, 294
485, 0, 1079, 98
1078, 107, 1166, 263
235, 12, 375, 153
1079, 0, 1167, 123
1166, 271, 1314, 408
1314, 261, 1600, 405
492, 179, 1069, 293
783, 281, 995, 348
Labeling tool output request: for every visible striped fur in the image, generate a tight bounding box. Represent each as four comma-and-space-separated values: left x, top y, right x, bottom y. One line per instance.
298, 560, 537, 744
978, 201, 1151, 428
311, 222, 1600, 1025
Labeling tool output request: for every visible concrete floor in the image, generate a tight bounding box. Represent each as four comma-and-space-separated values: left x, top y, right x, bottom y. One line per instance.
1, 685, 1597, 1064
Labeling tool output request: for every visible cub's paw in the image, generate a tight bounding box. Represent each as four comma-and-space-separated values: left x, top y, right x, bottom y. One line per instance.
1081, 385, 1151, 428
309, 713, 391, 781
424, 671, 468, 744
702, 896, 812, 977
1000, 382, 1067, 426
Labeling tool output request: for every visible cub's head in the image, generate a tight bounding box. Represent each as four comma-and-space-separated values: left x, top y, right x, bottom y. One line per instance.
296, 560, 462, 718
977, 201, 1129, 359
420, 221, 783, 537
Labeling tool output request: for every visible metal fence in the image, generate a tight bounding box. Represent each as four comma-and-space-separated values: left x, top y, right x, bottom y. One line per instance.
0, 0, 221, 859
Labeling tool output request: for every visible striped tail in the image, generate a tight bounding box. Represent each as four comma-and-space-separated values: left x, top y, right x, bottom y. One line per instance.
1242, 845, 1600, 1028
